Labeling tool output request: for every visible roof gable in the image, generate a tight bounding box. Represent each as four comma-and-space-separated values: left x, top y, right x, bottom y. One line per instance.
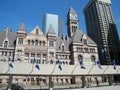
0, 30, 17, 47
30, 26, 44, 35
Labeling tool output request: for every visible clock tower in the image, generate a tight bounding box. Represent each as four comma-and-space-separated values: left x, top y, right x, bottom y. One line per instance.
67, 7, 79, 37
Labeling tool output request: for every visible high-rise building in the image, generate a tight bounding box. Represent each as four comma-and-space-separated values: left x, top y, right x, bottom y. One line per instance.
42, 13, 64, 37
83, 0, 120, 65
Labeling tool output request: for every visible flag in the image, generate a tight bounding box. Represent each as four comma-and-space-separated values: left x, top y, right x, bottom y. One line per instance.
96, 60, 102, 69
112, 60, 116, 70
58, 64, 62, 70
56, 59, 62, 70
79, 60, 83, 65
56, 59, 60, 64
9, 62, 13, 68
79, 60, 86, 69
81, 65, 86, 69
35, 64, 40, 70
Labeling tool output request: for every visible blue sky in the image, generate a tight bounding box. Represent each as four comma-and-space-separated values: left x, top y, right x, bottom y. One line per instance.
0, 0, 120, 37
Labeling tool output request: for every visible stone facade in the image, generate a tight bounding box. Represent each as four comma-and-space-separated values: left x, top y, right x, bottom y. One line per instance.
0, 7, 100, 87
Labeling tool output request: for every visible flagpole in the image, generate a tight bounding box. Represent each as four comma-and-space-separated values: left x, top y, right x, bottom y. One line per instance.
88, 65, 94, 75
71, 63, 78, 75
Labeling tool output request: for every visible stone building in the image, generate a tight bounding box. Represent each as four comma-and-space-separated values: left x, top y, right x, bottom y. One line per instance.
0, 7, 100, 87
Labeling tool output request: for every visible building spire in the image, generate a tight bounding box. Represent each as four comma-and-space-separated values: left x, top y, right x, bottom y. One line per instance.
47, 24, 56, 36
68, 6, 76, 14
17, 22, 26, 33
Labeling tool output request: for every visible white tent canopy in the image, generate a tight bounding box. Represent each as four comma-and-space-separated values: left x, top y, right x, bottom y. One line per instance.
0, 62, 120, 76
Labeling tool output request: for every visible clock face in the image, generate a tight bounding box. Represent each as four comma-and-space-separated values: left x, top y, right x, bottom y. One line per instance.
70, 14, 78, 20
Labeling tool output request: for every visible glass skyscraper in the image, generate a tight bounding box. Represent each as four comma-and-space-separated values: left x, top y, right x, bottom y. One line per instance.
84, 0, 120, 65
42, 13, 64, 37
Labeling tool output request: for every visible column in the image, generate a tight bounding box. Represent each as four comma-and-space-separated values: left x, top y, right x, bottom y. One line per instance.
108, 75, 113, 86
81, 76, 86, 88
49, 76, 53, 90
6, 75, 13, 90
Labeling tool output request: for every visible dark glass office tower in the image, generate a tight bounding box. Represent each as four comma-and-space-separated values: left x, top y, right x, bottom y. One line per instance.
83, 0, 120, 65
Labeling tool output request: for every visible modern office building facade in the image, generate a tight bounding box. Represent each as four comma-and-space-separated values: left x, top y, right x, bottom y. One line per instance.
83, 0, 120, 65
42, 13, 64, 37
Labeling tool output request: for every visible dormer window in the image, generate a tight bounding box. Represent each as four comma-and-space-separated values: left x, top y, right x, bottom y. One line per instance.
83, 39, 87, 45
82, 34, 87, 45
4, 41, 8, 48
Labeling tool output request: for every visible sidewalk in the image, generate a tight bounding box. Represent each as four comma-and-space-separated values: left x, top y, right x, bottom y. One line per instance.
55, 85, 120, 90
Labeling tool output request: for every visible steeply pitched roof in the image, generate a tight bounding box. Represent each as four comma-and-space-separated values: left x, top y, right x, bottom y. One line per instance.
56, 37, 70, 51
68, 6, 76, 14
7, 32, 17, 47
17, 22, 26, 33
47, 24, 56, 36
0, 31, 6, 46
71, 29, 97, 45
55, 29, 97, 52
71, 29, 83, 43
0, 30, 17, 47
29, 26, 45, 35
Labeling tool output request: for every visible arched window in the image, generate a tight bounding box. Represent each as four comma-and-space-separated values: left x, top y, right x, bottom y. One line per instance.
18, 38, 23, 44
35, 40, 38, 46
50, 60, 53, 64
39, 41, 42, 46
17, 58, 21, 62
91, 55, 96, 64
27, 40, 30, 45
78, 55, 83, 61
62, 45, 65, 52
43, 41, 45, 46
4, 41, 8, 48
32, 40, 34, 45
63, 61, 65, 65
